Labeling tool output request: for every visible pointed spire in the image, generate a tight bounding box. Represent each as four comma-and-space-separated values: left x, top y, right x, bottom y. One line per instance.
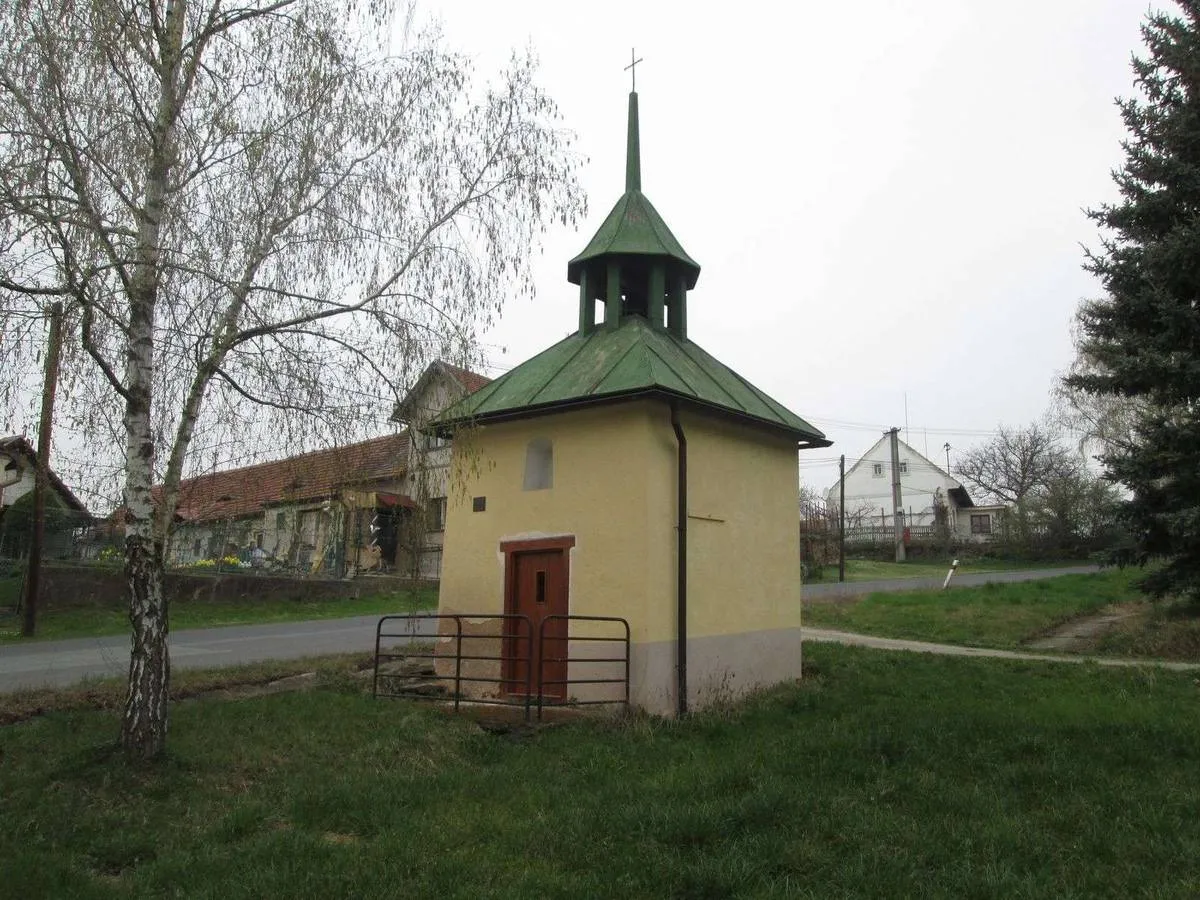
568, 74, 701, 335
626, 91, 641, 193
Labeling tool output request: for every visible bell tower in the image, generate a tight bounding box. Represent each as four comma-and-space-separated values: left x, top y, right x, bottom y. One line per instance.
567, 89, 701, 339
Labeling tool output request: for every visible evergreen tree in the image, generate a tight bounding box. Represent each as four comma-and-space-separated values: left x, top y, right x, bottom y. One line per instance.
1068, 1, 1200, 602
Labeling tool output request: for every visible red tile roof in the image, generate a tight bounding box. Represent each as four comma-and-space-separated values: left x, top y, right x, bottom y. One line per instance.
164, 432, 410, 523
157, 362, 486, 524
439, 361, 492, 395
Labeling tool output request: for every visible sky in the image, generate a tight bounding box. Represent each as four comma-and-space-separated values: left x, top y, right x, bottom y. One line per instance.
0, 0, 1158, 509
431, 0, 1156, 495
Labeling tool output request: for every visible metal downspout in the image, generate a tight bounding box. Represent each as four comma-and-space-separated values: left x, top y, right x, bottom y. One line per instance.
670, 403, 688, 717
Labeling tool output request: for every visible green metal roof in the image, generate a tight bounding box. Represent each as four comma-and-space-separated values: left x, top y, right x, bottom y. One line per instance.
566, 190, 701, 289
566, 92, 701, 289
437, 317, 829, 445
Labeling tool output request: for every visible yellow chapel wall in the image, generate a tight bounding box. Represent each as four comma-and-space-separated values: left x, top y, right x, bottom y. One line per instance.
679, 410, 803, 637
436, 400, 803, 714
663, 409, 804, 709
438, 400, 674, 639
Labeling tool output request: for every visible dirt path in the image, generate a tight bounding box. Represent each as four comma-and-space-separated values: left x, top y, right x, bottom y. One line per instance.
802, 627, 1200, 671
1023, 607, 1139, 652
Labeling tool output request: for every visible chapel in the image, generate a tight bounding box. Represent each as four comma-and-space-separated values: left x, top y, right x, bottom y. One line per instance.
435, 86, 830, 715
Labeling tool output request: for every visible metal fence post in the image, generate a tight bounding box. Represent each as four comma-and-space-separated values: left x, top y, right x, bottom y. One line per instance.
453, 617, 463, 713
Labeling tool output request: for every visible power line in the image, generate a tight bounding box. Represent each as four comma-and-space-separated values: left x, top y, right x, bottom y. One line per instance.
803, 415, 1004, 437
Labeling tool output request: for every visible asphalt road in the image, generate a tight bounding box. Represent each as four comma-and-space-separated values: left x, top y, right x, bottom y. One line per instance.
0, 614, 437, 692
803, 565, 1100, 599
0, 566, 1100, 693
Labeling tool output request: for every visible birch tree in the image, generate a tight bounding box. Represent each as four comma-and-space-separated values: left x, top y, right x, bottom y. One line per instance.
1054, 329, 1150, 458
0, 0, 584, 759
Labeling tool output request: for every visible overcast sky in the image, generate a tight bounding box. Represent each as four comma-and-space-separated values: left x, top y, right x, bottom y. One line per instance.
433, 0, 1154, 494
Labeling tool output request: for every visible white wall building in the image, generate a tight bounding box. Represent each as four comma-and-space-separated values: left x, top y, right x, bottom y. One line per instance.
825, 434, 1007, 543
390, 361, 492, 577
0, 435, 91, 557
0, 435, 89, 516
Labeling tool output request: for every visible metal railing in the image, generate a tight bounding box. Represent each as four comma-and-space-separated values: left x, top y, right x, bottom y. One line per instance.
536, 615, 630, 719
373, 612, 631, 721
373, 613, 535, 719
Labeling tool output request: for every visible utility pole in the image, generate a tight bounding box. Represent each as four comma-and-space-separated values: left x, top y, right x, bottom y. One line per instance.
944, 442, 951, 475
22, 301, 65, 638
838, 454, 845, 583
888, 427, 906, 563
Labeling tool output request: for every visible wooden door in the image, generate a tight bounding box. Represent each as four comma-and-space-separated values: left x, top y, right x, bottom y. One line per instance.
504, 547, 569, 698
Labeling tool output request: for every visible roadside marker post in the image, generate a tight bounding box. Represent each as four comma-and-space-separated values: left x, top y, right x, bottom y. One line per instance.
942, 559, 960, 590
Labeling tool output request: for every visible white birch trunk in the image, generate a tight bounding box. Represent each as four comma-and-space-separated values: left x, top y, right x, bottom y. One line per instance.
0, 0, 585, 761
118, 0, 185, 761
119, 299, 169, 760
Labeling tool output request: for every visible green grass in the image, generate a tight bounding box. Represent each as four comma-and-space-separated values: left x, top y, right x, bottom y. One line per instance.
0, 651, 376, 726
807, 557, 1089, 583
4, 643, 1200, 897
0, 587, 437, 644
809, 558, 950, 582
1096, 598, 1200, 661
803, 570, 1140, 649
0, 574, 20, 609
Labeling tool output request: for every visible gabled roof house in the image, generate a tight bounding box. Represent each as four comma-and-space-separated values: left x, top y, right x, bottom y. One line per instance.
826, 434, 1008, 542
164, 360, 489, 575
0, 435, 89, 516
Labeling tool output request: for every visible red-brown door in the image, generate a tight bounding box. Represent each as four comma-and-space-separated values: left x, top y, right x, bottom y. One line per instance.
504, 547, 569, 698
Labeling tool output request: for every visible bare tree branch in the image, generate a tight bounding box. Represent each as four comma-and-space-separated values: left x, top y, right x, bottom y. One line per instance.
0, 0, 585, 760
955, 423, 1074, 506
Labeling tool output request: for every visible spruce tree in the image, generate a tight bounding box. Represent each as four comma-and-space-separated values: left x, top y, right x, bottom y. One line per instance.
1069, 1, 1200, 602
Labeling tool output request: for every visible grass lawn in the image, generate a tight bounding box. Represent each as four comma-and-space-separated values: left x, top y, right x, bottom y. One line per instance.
1097, 598, 1200, 661
0, 574, 20, 609
0, 586, 437, 644
0, 651, 376, 726
4, 643, 1200, 898
803, 569, 1139, 650
807, 557, 1089, 583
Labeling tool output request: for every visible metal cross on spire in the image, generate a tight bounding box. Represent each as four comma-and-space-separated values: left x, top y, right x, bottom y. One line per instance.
624, 48, 643, 91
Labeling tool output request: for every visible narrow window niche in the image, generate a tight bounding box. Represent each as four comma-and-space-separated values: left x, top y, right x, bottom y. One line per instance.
523, 437, 553, 491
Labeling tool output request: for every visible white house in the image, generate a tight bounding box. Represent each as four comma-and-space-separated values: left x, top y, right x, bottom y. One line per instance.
0, 436, 89, 515
825, 434, 1007, 543
0, 435, 91, 558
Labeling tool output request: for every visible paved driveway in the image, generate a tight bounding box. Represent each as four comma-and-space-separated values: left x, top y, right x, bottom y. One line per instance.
0, 566, 1101, 693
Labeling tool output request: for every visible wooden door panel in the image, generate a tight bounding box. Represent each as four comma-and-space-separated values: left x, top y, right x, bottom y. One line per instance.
503, 547, 568, 698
